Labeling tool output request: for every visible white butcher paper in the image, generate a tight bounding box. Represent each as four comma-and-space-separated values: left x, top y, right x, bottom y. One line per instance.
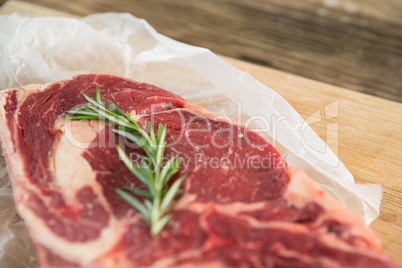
0, 12, 382, 267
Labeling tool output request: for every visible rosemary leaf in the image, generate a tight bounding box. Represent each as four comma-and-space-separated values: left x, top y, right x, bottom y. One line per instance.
115, 188, 149, 221
115, 145, 155, 196
65, 86, 184, 236
148, 121, 157, 146
160, 176, 185, 213
96, 87, 102, 104
144, 199, 153, 211
121, 187, 152, 199
62, 116, 100, 120
162, 158, 182, 185
107, 99, 127, 118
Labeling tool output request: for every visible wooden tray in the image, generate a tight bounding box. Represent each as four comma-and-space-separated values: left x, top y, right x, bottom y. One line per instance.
1, 0, 401, 266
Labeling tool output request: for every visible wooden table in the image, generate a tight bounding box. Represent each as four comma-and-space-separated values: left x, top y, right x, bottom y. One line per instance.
1, 0, 402, 102
0, 0, 401, 266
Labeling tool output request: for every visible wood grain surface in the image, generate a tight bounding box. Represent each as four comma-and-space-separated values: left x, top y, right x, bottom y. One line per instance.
0, 1, 401, 267
1, 0, 401, 102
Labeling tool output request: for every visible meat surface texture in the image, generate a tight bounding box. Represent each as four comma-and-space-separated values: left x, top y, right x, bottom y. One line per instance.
0, 74, 395, 268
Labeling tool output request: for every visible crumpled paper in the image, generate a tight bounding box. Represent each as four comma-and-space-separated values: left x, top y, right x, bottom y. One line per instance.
0, 13, 382, 267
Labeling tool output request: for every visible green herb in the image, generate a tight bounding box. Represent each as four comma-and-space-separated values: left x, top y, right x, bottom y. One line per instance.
64, 86, 184, 236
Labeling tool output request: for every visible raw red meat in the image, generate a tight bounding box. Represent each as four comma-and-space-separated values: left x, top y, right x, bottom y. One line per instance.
0, 74, 395, 267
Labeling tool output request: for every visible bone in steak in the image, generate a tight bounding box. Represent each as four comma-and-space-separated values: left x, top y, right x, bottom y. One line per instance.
0, 74, 395, 267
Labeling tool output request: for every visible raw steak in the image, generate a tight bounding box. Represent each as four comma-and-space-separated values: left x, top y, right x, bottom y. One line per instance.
0, 74, 395, 268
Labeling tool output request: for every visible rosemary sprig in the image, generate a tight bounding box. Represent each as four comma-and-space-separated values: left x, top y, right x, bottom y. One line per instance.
64, 86, 184, 236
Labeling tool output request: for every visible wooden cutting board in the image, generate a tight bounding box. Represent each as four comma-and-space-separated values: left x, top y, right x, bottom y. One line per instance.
1, 0, 401, 266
